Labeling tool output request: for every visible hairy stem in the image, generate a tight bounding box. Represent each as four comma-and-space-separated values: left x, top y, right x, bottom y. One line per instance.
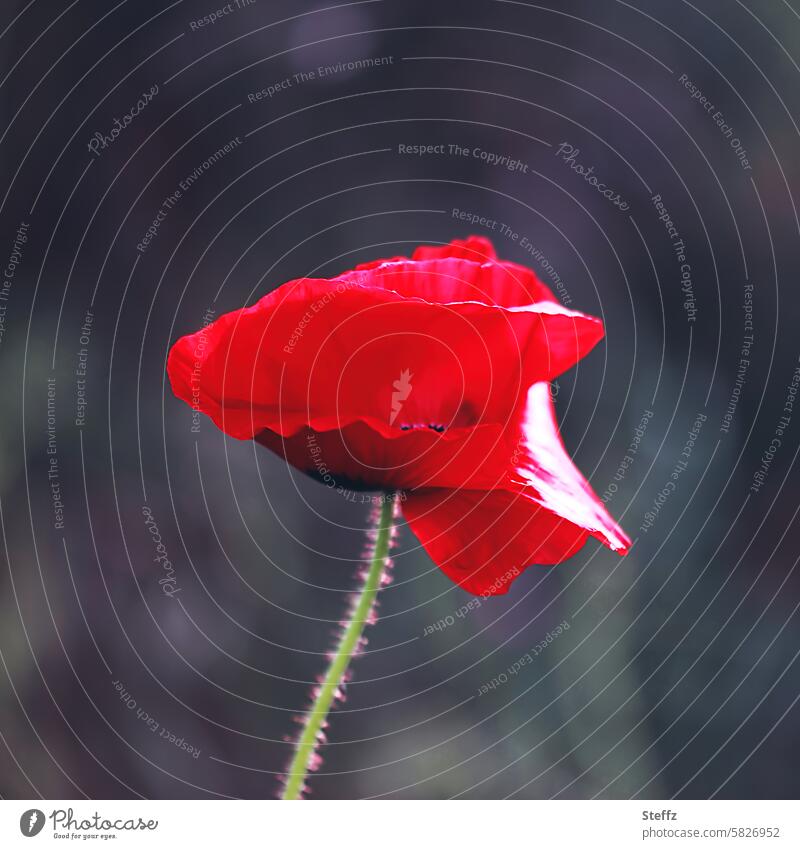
281, 495, 394, 800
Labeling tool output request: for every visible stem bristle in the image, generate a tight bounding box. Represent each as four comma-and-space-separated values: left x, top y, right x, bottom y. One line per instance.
279, 495, 396, 800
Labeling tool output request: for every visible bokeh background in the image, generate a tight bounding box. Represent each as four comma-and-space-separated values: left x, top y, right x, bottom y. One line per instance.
1, 0, 799, 799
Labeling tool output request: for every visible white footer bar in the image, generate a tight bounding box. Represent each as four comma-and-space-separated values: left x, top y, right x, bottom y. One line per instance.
1, 799, 796, 848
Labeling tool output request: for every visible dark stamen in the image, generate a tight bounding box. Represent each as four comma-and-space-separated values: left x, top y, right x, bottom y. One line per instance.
397, 422, 447, 432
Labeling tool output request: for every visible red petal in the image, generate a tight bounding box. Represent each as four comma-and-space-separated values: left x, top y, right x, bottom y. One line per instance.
402, 488, 588, 595
509, 383, 631, 553
353, 236, 497, 270
338, 256, 555, 307
411, 235, 498, 262
167, 236, 630, 594
357, 236, 557, 305
255, 421, 510, 492
400, 382, 630, 594
168, 273, 602, 443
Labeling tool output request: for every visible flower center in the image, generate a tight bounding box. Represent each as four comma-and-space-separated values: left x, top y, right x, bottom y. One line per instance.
398, 422, 447, 433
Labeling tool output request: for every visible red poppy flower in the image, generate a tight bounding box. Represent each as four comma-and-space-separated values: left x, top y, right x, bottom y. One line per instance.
168, 236, 630, 595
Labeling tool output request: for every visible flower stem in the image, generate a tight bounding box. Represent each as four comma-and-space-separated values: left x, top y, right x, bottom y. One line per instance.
281, 495, 394, 800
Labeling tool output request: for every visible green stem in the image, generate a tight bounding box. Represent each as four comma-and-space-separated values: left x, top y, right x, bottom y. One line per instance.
282, 495, 394, 800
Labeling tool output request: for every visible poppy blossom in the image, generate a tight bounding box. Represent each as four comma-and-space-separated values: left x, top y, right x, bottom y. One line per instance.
168, 236, 630, 595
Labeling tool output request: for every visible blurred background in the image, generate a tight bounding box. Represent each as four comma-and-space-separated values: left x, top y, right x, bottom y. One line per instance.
1, 0, 799, 799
